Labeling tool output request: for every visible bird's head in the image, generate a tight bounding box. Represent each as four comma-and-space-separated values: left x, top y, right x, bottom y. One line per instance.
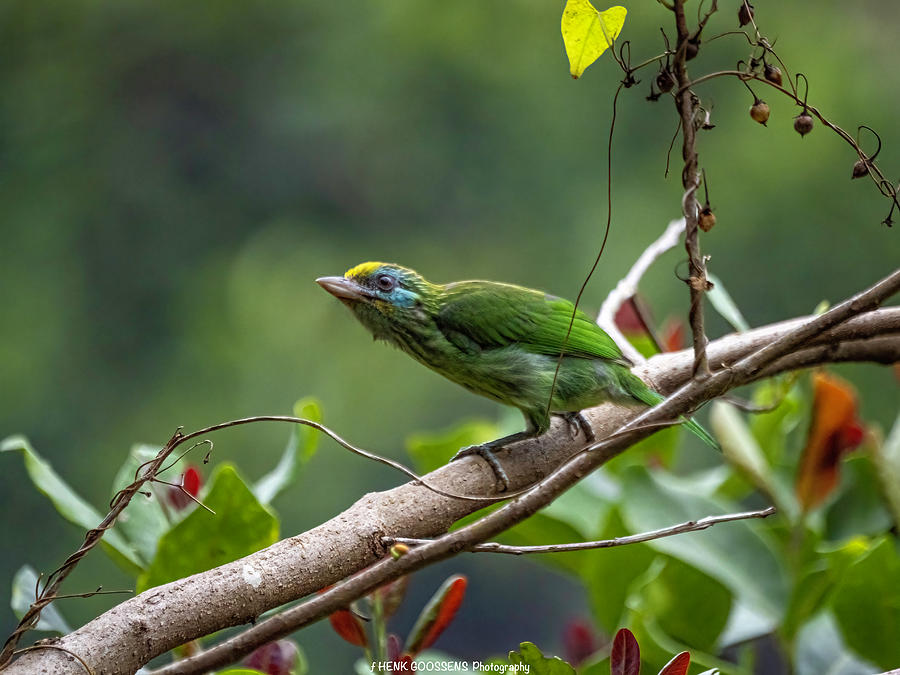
316, 262, 437, 341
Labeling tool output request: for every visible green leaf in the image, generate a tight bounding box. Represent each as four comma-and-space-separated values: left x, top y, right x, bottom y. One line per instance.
406, 419, 500, 475
137, 464, 279, 592
794, 613, 876, 675
710, 402, 777, 500
824, 455, 892, 541
217, 670, 268, 675
586, 508, 656, 633
561, 1, 626, 79
706, 274, 750, 332
1, 435, 142, 573
748, 378, 805, 466
10, 565, 72, 634
507, 642, 575, 674
641, 557, 732, 652
254, 397, 322, 504
110, 444, 187, 568
500, 512, 593, 578
782, 563, 833, 641
620, 467, 788, 637
830, 537, 900, 669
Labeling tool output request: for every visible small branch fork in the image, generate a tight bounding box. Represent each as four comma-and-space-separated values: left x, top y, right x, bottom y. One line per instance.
385, 506, 776, 555
597, 217, 686, 364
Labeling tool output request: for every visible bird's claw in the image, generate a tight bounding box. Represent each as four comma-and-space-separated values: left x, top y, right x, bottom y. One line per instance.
451, 444, 510, 492
558, 412, 596, 442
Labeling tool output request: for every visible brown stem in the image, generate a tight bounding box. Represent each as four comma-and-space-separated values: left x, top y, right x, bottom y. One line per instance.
673, 0, 710, 377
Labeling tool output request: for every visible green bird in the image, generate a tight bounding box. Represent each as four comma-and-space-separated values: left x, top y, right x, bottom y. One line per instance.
317, 262, 718, 488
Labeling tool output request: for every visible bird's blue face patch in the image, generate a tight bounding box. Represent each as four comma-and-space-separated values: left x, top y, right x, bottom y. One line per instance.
345, 263, 421, 308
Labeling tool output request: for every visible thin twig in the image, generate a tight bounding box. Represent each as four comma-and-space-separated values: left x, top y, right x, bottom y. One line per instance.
597, 217, 685, 364
682, 70, 900, 215
385, 506, 776, 554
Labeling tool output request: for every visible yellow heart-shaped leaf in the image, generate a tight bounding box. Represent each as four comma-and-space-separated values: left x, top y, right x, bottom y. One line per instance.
561, 1, 627, 79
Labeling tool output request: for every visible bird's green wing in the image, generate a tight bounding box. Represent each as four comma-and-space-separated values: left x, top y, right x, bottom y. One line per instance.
437, 281, 630, 365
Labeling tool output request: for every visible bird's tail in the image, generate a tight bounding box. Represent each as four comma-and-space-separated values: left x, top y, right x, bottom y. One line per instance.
622, 373, 721, 452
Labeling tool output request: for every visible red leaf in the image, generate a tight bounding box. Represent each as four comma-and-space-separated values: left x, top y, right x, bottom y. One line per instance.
404, 574, 467, 656
614, 297, 648, 336
328, 609, 368, 648
796, 372, 866, 511
657, 651, 690, 675
166, 465, 204, 510
562, 617, 599, 667
611, 628, 640, 675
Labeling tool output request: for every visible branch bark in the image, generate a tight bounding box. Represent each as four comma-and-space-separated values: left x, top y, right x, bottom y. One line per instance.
5, 299, 899, 674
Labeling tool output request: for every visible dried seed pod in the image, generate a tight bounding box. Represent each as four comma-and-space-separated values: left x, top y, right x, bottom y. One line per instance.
656, 68, 675, 93
764, 64, 783, 86
738, 2, 754, 26
794, 112, 814, 137
686, 38, 700, 60
698, 206, 717, 232
750, 99, 770, 125
852, 159, 870, 179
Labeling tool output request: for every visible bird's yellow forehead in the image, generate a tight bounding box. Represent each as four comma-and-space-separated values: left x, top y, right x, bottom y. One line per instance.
345, 261, 384, 280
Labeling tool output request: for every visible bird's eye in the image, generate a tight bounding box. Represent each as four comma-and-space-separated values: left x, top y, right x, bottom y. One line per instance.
375, 274, 396, 291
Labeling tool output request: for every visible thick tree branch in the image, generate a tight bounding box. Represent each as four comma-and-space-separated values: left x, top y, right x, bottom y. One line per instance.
5, 282, 898, 674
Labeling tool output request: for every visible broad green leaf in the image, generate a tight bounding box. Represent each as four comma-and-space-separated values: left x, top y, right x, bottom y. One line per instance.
621, 467, 787, 634
748, 378, 804, 466
406, 419, 500, 475
501, 512, 593, 578
586, 508, 656, 632
706, 274, 750, 332
831, 537, 900, 669
137, 464, 279, 592
824, 455, 892, 541
1, 435, 142, 573
508, 642, 575, 674
782, 562, 832, 641
254, 397, 322, 504
10, 565, 72, 634
640, 557, 732, 652
561, 1, 626, 79
110, 444, 188, 568
794, 613, 876, 675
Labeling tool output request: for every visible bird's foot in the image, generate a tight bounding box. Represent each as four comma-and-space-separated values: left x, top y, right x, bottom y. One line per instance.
557, 412, 596, 442
451, 444, 510, 492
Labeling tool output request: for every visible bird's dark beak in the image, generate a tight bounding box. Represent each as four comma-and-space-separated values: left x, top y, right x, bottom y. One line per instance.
316, 276, 367, 301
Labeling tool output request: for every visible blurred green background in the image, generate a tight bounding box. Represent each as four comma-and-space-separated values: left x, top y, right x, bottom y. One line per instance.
1, 0, 898, 672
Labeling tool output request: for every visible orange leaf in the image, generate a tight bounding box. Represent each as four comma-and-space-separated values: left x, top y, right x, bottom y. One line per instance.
658, 651, 690, 675
795, 372, 865, 511
405, 575, 467, 656
661, 319, 685, 353
328, 609, 368, 648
